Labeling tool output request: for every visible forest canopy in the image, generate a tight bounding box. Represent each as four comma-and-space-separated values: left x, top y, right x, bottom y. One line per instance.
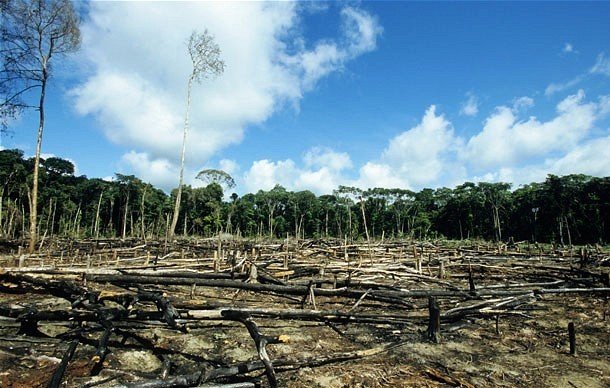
0, 148, 608, 244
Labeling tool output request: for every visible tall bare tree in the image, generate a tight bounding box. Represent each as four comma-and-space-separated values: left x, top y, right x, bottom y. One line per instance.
169, 30, 224, 240
0, 0, 80, 252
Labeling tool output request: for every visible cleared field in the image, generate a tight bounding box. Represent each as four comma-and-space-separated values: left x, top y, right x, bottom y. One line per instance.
0, 238, 608, 387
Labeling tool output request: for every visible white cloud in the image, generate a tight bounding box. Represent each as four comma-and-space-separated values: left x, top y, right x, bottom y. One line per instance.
279, 6, 382, 90
237, 90, 610, 194
464, 90, 600, 169
545, 74, 585, 96
242, 147, 353, 194
243, 159, 298, 192
341, 7, 383, 54
296, 167, 343, 194
473, 135, 610, 187
121, 151, 178, 190
303, 147, 352, 171
562, 42, 576, 54
355, 162, 406, 189
382, 105, 460, 186
218, 159, 240, 176
72, 3, 381, 189
548, 135, 610, 177
590, 53, 610, 76
512, 96, 534, 111
460, 93, 479, 116
599, 95, 610, 116
546, 52, 610, 96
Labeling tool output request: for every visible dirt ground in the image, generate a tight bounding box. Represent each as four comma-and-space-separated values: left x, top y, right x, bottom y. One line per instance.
0, 239, 608, 387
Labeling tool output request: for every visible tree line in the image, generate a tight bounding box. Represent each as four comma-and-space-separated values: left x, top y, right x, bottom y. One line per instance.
1, 148, 608, 245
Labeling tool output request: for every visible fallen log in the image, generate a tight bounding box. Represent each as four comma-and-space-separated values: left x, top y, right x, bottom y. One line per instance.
47, 339, 79, 388
124, 340, 409, 387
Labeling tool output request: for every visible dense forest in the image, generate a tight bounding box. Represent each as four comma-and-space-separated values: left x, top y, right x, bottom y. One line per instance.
0, 148, 608, 244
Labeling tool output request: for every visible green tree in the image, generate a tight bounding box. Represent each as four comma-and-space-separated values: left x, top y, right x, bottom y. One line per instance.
1, 0, 80, 252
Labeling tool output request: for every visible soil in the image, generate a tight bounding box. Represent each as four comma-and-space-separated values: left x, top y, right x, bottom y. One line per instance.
0, 238, 608, 387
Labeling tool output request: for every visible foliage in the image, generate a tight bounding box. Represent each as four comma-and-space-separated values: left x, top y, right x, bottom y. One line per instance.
0, 149, 609, 244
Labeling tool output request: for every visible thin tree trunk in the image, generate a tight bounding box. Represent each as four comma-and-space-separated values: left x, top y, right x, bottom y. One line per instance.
94, 190, 103, 240
73, 204, 81, 237
267, 202, 276, 238
492, 206, 502, 242
335, 211, 343, 237
25, 192, 30, 243
563, 216, 572, 247
359, 198, 372, 263
50, 199, 56, 237
108, 199, 114, 236
29, 74, 47, 253
360, 199, 370, 244
347, 205, 352, 242
122, 193, 129, 240
8, 202, 16, 239
294, 208, 299, 239
169, 74, 195, 240
140, 186, 147, 242
0, 194, 3, 237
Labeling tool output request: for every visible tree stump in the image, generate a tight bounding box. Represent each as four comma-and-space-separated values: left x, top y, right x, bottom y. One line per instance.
427, 297, 441, 344
568, 322, 576, 355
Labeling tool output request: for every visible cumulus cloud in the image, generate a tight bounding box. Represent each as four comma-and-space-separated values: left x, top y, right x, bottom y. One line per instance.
121, 151, 178, 190
241, 110, 463, 192
464, 90, 603, 169
548, 135, 610, 177
303, 146, 352, 171
72, 3, 382, 190
355, 162, 406, 189
243, 159, 298, 193
218, 159, 240, 177
381, 106, 461, 186
243, 147, 353, 194
512, 96, 534, 111
236, 89, 610, 194
472, 135, 610, 187
459, 93, 479, 116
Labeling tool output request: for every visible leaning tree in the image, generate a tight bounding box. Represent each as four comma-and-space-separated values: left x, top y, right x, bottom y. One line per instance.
0, 0, 80, 252
168, 30, 225, 240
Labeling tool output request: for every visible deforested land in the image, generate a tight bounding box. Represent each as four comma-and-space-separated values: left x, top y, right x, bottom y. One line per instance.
0, 237, 608, 387
0, 150, 610, 387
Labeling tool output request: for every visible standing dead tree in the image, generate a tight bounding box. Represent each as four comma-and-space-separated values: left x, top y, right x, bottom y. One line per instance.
169, 30, 225, 241
0, 0, 80, 252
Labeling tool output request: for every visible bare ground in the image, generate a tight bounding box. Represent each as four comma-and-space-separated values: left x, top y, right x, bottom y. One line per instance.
0, 238, 608, 387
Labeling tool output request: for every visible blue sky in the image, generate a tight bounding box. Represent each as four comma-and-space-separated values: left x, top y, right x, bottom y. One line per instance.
3, 1, 610, 194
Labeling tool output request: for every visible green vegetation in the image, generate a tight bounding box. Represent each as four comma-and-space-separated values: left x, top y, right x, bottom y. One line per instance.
0, 149, 608, 244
